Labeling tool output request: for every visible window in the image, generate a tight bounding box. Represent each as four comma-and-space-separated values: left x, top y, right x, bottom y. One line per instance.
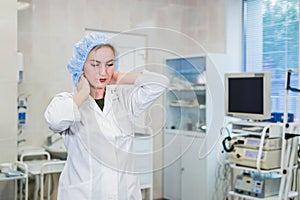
243, 0, 299, 120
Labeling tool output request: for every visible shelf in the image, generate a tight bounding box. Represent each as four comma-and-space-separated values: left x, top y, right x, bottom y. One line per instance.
229, 163, 281, 174
231, 130, 266, 136
230, 121, 284, 138
172, 71, 199, 75
169, 89, 206, 96
229, 191, 298, 200
169, 103, 206, 109
230, 163, 298, 173
164, 128, 206, 137
231, 121, 271, 127
169, 87, 206, 92
0, 172, 26, 182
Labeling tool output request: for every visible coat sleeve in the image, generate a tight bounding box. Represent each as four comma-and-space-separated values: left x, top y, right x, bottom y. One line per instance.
129, 70, 170, 118
44, 92, 81, 133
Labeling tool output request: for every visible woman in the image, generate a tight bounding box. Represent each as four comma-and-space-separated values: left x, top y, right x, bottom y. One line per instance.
44, 33, 169, 200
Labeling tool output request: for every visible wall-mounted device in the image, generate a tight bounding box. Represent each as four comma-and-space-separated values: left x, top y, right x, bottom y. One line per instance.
17, 52, 24, 83
17, 95, 27, 126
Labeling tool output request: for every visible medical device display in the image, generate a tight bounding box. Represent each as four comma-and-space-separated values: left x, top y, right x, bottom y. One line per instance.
229, 146, 282, 169
234, 172, 281, 198
225, 72, 271, 120
230, 136, 282, 150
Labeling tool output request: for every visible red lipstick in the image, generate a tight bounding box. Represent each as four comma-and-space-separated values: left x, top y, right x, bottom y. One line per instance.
99, 78, 106, 83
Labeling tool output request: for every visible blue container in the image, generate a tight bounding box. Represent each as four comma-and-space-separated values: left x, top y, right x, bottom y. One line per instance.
264, 112, 294, 123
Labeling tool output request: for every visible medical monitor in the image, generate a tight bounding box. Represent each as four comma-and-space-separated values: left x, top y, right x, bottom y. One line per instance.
225, 72, 271, 120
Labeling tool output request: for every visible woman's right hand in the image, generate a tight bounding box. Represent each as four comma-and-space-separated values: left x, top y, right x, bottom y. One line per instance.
77, 74, 90, 97
72, 74, 90, 108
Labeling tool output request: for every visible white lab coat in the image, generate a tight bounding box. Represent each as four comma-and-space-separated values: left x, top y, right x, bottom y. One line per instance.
44, 71, 169, 200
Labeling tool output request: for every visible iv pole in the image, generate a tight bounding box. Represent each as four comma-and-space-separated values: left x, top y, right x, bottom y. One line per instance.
279, 69, 300, 200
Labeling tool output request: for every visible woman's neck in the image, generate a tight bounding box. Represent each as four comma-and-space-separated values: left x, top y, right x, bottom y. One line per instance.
91, 87, 106, 99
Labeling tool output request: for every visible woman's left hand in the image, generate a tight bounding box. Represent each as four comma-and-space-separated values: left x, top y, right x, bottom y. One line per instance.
109, 71, 120, 84
109, 71, 142, 85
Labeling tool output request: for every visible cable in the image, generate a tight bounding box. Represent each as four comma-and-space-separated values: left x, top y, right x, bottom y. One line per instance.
198, 124, 231, 160
212, 162, 232, 200
212, 125, 232, 200
216, 126, 232, 165
222, 136, 234, 153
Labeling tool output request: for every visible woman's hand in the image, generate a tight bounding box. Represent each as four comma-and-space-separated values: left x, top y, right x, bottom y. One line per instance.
77, 74, 90, 96
109, 71, 120, 84
109, 71, 142, 85
72, 74, 90, 108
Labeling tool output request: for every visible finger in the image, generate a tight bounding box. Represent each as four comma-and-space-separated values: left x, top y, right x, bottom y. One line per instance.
79, 74, 86, 83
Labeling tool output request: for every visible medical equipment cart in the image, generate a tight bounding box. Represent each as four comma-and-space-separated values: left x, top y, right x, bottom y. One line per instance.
18, 150, 65, 200
224, 121, 299, 200
223, 70, 300, 200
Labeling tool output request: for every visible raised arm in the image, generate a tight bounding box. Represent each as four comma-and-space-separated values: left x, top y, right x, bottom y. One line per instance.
125, 70, 170, 118
44, 92, 81, 133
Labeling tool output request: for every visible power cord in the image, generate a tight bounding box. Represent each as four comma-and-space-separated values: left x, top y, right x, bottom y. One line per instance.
212, 162, 232, 200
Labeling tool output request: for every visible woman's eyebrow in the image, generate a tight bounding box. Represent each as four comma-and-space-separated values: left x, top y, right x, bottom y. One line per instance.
106, 59, 114, 63
89, 59, 100, 63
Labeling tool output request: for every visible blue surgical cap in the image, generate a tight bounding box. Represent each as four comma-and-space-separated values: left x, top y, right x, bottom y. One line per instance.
67, 32, 119, 86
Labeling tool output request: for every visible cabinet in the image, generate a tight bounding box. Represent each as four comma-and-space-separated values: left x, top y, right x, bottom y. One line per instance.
163, 130, 206, 200
163, 56, 207, 200
224, 121, 299, 200
133, 134, 153, 200
165, 56, 206, 132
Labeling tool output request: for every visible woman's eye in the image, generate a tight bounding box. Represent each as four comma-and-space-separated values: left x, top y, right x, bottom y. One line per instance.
107, 63, 114, 67
91, 63, 99, 67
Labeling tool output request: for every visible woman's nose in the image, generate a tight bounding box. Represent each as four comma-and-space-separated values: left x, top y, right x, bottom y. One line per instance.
97, 65, 106, 74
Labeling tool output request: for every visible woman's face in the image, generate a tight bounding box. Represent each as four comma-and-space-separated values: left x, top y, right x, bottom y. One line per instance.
83, 46, 115, 89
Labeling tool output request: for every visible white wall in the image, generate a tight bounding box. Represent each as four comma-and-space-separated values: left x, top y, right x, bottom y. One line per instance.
206, 0, 243, 198
0, 0, 18, 199
13, 0, 243, 199
0, 0, 18, 163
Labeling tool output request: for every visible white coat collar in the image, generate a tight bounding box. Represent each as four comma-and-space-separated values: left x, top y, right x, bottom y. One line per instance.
87, 86, 117, 116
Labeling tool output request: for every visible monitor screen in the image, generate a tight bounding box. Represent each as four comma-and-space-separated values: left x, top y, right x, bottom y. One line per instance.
225, 72, 271, 120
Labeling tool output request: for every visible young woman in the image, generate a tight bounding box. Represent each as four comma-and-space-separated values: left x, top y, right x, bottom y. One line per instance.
44, 33, 169, 200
